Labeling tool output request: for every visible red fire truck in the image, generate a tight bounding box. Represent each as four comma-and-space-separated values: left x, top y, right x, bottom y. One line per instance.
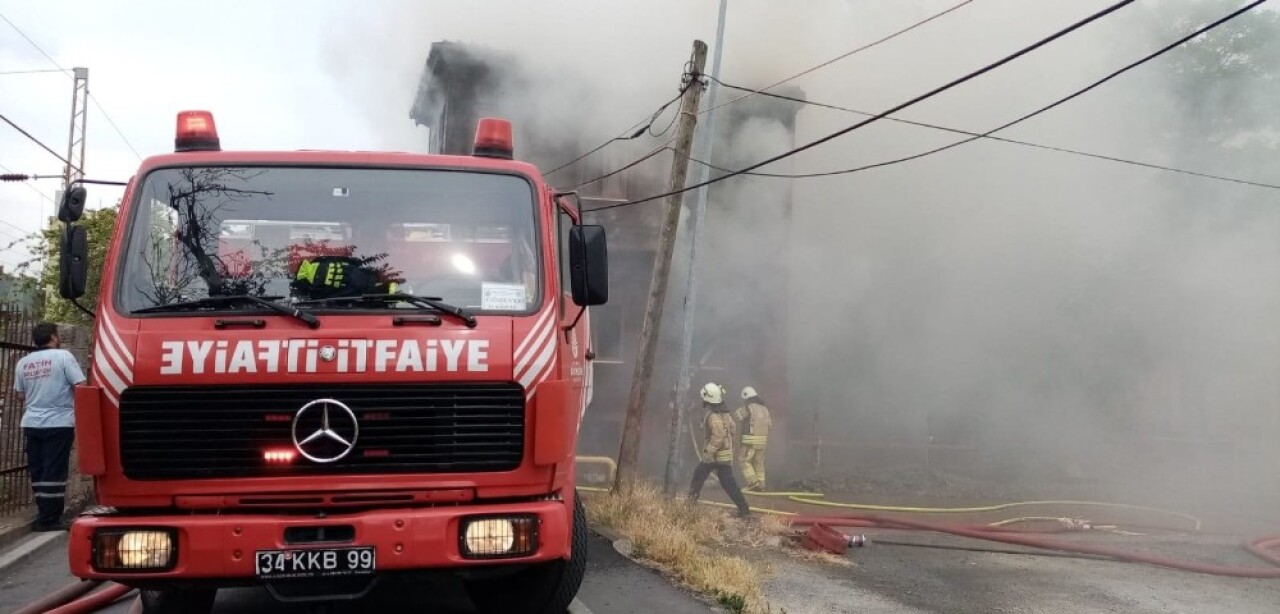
55, 111, 608, 613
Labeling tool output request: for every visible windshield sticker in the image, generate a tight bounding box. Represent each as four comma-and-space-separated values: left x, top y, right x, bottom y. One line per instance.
481, 283, 526, 311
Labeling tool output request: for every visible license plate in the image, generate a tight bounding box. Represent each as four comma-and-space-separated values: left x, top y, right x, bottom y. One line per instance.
255, 546, 376, 579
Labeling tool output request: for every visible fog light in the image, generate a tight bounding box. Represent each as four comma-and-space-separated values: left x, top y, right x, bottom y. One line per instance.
460, 515, 537, 559
93, 529, 176, 571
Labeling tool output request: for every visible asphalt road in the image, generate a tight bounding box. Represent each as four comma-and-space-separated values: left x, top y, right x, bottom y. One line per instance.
0, 530, 713, 613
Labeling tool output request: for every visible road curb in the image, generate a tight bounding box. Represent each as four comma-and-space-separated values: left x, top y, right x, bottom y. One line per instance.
589, 525, 732, 613
590, 525, 638, 560
568, 598, 594, 614
0, 532, 62, 574
590, 525, 625, 546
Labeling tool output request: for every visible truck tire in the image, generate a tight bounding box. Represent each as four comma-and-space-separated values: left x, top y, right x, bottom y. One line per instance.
466, 492, 588, 614
139, 588, 216, 614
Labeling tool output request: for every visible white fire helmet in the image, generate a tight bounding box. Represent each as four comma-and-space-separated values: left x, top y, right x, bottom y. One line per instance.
701, 382, 725, 405
741, 386, 758, 400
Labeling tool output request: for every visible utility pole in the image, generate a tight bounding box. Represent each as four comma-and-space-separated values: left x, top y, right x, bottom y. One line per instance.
614, 40, 708, 492
63, 67, 89, 191
663, 0, 728, 494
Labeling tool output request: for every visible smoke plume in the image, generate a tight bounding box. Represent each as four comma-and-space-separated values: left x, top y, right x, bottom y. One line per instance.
324, 0, 1280, 528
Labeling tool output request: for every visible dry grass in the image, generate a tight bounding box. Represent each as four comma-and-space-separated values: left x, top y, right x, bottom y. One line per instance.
584, 481, 786, 613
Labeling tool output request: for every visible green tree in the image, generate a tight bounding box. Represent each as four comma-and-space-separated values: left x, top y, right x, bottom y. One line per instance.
13, 207, 118, 326
1118, 0, 1280, 218
1162, 0, 1280, 148
1130, 0, 1280, 178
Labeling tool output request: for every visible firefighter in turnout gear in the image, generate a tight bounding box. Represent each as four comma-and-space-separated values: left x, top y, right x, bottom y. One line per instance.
734, 386, 772, 491
687, 382, 752, 518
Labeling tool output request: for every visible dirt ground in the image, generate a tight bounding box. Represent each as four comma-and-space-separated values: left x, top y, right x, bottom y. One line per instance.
761, 530, 1280, 614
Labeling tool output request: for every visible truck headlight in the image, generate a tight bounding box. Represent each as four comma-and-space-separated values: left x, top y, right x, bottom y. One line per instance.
460, 515, 537, 559
93, 529, 177, 571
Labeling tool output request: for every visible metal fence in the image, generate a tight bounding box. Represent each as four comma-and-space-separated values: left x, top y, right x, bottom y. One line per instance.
0, 306, 93, 519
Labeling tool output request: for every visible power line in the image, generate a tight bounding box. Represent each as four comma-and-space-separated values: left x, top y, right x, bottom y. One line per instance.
691, 0, 1273, 187
0, 11, 62, 68
540, 1, 967, 180
0, 68, 65, 76
0, 10, 145, 162
544, 55, 701, 177
89, 93, 143, 161
0, 217, 34, 238
588, 0, 1140, 213
571, 139, 675, 190
700, 77, 1280, 190
0, 112, 81, 173
544, 88, 686, 177
700, 0, 976, 117
0, 162, 56, 204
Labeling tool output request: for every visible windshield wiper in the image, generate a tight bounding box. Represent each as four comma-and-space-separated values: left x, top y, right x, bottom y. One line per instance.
296, 293, 478, 328
133, 295, 320, 329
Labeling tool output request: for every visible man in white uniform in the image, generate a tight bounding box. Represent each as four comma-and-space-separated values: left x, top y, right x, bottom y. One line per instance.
15, 323, 86, 531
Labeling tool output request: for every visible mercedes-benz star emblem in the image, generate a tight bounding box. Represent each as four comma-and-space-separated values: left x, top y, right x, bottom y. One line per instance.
291, 398, 359, 463
319, 346, 337, 362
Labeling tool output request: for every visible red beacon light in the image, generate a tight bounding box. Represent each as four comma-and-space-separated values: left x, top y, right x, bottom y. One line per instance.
175, 110, 221, 153
473, 118, 514, 160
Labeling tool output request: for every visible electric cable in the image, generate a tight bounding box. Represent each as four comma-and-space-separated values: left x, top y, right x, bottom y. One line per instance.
685, 0, 1270, 183
0, 10, 145, 162
544, 81, 690, 177
88, 92, 145, 160
0, 216, 33, 236
0, 112, 81, 172
691, 78, 1280, 190
547, 0, 967, 177
570, 139, 676, 191
699, 0, 977, 117
0, 68, 65, 76
0, 162, 56, 204
0, 12, 61, 69
586, 0, 1140, 214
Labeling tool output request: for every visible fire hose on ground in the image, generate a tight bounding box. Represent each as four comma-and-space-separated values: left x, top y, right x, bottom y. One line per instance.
790, 514, 1280, 579
13, 579, 136, 614
580, 450, 1280, 580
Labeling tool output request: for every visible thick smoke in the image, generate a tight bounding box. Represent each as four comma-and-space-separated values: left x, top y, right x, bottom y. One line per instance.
325, 0, 1280, 526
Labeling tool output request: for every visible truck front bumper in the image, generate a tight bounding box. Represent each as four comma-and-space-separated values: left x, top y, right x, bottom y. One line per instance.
68, 500, 570, 580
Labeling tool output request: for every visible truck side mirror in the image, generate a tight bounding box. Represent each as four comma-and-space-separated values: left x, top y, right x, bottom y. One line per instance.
59, 224, 88, 299
58, 186, 87, 223
569, 225, 608, 306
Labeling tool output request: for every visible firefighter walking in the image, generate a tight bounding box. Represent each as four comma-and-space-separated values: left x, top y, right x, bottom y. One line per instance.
687, 382, 752, 518
734, 386, 772, 491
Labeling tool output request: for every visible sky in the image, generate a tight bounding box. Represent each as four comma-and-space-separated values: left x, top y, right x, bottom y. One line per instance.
0, 0, 376, 271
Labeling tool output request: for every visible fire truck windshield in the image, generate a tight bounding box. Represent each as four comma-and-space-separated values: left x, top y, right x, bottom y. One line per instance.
116, 166, 540, 315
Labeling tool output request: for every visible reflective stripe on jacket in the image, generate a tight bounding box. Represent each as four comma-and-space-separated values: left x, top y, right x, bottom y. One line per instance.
733, 401, 771, 447
702, 411, 736, 463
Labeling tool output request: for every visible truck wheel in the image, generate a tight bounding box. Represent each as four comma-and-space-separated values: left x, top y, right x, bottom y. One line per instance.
140, 588, 216, 614
466, 492, 588, 614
